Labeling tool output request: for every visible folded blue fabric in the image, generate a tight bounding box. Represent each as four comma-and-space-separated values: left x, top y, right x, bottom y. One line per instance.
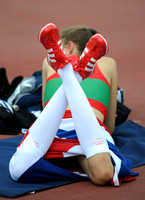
113, 120, 145, 168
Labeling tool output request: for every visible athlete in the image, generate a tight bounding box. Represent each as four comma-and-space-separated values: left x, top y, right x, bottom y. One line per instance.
9, 23, 138, 186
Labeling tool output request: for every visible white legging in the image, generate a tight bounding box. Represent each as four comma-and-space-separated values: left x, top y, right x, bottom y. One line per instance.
9, 63, 109, 181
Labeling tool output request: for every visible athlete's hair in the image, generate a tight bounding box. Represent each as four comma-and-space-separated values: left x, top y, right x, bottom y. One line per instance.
60, 25, 99, 55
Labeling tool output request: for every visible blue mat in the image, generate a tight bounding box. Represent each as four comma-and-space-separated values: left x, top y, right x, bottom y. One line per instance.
0, 120, 145, 198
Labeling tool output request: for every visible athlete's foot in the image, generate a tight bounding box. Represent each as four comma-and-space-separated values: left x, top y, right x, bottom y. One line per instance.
38, 23, 77, 71
74, 34, 109, 79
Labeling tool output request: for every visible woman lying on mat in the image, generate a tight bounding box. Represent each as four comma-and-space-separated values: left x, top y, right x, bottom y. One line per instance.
9, 23, 138, 186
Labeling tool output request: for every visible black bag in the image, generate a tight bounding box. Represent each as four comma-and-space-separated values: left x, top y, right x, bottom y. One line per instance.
115, 87, 131, 126
0, 100, 36, 135
115, 101, 131, 126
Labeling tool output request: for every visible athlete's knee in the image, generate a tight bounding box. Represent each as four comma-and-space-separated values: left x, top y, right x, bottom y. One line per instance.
88, 154, 114, 185
9, 155, 21, 181
90, 166, 114, 185
9, 144, 42, 181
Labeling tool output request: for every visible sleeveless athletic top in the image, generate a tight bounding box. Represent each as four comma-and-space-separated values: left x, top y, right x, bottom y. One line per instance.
44, 63, 110, 120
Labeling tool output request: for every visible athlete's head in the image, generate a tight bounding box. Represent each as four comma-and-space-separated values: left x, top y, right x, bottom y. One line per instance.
60, 25, 99, 56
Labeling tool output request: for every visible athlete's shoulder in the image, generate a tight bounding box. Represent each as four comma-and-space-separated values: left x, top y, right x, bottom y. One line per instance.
98, 56, 117, 72
99, 56, 116, 66
42, 57, 56, 78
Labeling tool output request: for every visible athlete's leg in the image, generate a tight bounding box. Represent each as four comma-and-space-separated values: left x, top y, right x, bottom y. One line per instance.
42, 23, 113, 185
58, 64, 114, 185
9, 66, 82, 181
9, 23, 77, 181
9, 84, 69, 180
